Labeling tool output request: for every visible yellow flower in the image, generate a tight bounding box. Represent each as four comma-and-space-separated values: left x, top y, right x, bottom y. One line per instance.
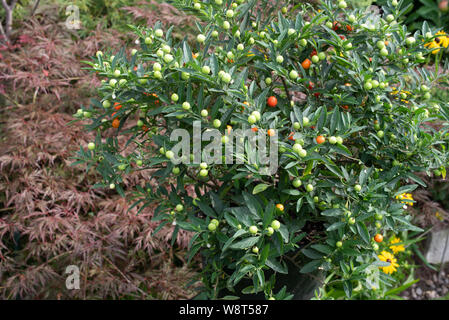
425, 30, 449, 54
395, 192, 414, 206
389, 237, 405, 254
378, 251, 399, 274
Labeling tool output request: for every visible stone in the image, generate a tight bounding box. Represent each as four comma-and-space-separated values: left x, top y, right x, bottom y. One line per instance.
424, 228, 449, 264
416, 287, 423, 296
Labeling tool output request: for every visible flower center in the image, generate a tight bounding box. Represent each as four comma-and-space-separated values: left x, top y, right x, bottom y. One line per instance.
436, 37, 441, 44
386, 259, 391, 263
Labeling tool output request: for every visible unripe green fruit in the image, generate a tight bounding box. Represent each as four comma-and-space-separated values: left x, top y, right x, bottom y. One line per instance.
197, 34, 206, 43
171, 93, 179, 102
172, 167, 180, 175
306, 184, 314, 192
338, 0, 347, 9
181, 72, 190, 80
266, 227, 274, 236
354, 184, 362, 192
289, 70, 299, 80
87, 142, 95, 150
329, 136, 337, 144
182, 101, 191, 110
201, 66, 210, 74
252, 111, 261, 121
201, 109, 208, 117
293, 143, 303, 154
348, 217, 356, 225
155, 29, 163, 37
375, 213, 383, 220
302, 117, 310, 126
311, 55, 319, 63
298, 149, 307, 158
276, 55, 284, 63
176, 204, 184, 212
252, 247, 259, 254
208, 223, 217, 231
249, 225, 258, 234
248, 115, 257, 124
223, 21, 230, 30
213, 119, 221, 128
336, 241, 343, 248
293, 178, 302, 188
109, 79, 117, 87
199, 169, 209, 177
165, 150, 175, 159
102, 100, 111, 108
293, 122, 300, 130
364, 82, 373, 90
271, 220, 281, 230
406, 37, 416, 46
377, 130, 385, 138
153, 71, 162, 79
109, 183, 115, 189
318, 52, 326, 60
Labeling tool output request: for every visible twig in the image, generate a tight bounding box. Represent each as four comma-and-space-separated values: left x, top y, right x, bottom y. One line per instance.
1, 0, 19, 43
281, 77, 292, 102
103, 255, 151, 299
31, 0, 40, 16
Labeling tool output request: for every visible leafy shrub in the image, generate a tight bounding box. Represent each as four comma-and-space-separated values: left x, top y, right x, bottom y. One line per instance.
0, 4, 200, 299
76, 0, 449, 299
376, 0, 449, 32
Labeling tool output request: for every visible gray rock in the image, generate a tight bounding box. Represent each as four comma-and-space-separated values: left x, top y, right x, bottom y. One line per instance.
416, 287, 423, 296
424, 228, 449, 264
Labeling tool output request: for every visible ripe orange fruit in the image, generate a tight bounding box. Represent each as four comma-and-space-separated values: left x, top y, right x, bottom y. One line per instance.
114, 102, 122, 110
346, 25, 353, 31
276, 204, 284, 212
374, 234, 383, 243
112, 118, 120, 128
333, 21, 340, 31
316, 135, 325, 144
251, 126, 258, 132
267, 129, 275, 137
267, 96, 278, 107
288, 132, 295, 141
301, 58, 311, 70
342, 105, 349, 110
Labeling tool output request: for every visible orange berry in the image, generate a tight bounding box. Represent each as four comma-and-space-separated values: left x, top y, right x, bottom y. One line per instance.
276, 204, 284, 212
374, 234, 383, 243
267, 96, 278, 107
301, 58, 311, 70
251, 126, 258, 132
316, 135, 325, 144
112, 118, 120, 128
267, 129, 275, 137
